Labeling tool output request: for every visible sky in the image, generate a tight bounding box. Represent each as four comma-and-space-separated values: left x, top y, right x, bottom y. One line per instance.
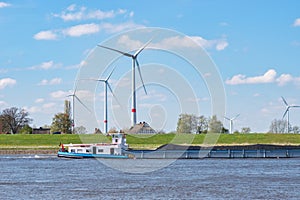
1, 0, 300, 133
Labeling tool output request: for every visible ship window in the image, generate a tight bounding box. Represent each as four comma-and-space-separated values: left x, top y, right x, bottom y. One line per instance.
115, 139, 118, 143
86, 149, 90, 153
98, 149, 104, 153
77, 149, 82, 152
71, 149, 75, 153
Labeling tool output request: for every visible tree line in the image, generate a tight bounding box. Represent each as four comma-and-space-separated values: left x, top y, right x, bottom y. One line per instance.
176, 114, 235, 134
0, 106, 299, 134
176, 113, 300, 134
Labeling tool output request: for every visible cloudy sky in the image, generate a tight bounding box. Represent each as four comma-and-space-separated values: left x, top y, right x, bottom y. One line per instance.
1, 0, 300, 132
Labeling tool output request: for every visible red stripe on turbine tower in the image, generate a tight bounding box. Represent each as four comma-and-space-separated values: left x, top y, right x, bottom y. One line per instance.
132, 108, 136, 112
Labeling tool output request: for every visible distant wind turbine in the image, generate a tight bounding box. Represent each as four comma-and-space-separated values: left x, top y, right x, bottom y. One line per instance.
81, 67, 118, 134
98, 39, 151, 127
224, 114, 240, 134
67, 88, 92, 133
281, 96, 300, 133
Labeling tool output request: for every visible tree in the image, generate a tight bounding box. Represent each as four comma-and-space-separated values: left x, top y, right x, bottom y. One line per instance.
197, 115, 208, 133
241, 127, 251, 134
292, 126, 300, 134
19, 124, 33, 134
51, 113, 72, 134
176, 114, 197, 133
0, 107, 32, 134
208, 115, 223, 133
74, 126, 87, 134
269, 119, 287, 133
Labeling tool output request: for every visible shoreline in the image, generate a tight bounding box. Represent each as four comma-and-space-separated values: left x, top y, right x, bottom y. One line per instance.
1, 143, 300, 155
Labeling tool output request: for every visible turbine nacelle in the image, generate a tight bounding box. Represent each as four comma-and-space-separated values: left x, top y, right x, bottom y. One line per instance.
224, 114, 240, 134
80, 67, 118, 134
98, 38, 152, 126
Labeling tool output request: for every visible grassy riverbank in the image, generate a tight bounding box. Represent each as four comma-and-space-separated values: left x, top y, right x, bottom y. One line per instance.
0, 133, 300, 151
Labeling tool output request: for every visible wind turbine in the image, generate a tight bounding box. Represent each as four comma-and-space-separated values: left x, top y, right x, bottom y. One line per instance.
224, 114, 240, 134
82, 67, 118, 134
281, 96, 300, 133
67, 88, 92, 133
98, 40, 151, 127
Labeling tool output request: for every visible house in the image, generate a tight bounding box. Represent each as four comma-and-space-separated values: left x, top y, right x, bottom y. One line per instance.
32, 127, 51, 134
128, 122, 156, 134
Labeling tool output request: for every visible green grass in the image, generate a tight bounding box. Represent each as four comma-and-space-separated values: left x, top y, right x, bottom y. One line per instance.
0, 134, 109, 148
0, 133, 300, 150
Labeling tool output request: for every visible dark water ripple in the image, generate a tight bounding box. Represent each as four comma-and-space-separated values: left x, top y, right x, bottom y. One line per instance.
0, 155, 299, 200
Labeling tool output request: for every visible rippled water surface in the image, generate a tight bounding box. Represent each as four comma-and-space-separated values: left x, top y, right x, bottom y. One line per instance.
0, 155, 299, 199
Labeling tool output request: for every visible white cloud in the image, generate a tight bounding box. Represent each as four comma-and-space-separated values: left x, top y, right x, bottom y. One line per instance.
0, 78, 16, 89
226, 69, 300, 86
219, 22, 229, 26
226, 69, 277, 85
29, 61, 61, 70
0, 2, 10, 8
34, 21, 143, 40
35, 98, 45, 103
276, 74, 293, 86
25, 102, 59, 114
76, 90, 94, 102
293, 18, 300, 27
100, 22, 144, 33
33, 30, 57, 40
129, 11, 134, 17
0, 100, 8, 108
25, 106, 41, 114
190, 36, 228, 51
38, 78, 62, 86
42, 102, 57, 109
63, 23, 100, 37
139, 90, 167, 102
50, 90, 69, 99
67, 4, 76, 11
53, 4, 128, 21
186, 97, 209, 102
117, 35, 228, 51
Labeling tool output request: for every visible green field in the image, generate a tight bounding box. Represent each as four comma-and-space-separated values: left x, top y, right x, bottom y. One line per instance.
0, 133, 300, 150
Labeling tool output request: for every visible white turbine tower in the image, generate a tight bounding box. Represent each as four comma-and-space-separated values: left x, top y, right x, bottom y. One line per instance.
67, 89, 91, 133
224, 114, 240, 134
83, 68, 117, 134
98, 40, 150, 127
281, 96, 300, 133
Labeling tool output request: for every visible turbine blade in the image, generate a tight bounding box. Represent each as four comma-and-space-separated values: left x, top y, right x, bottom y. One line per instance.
136, 59, 147, 95
107, 83, 121, 106
282, 108, 288, 119
232, 114, 240, 120
134, 38, 153, 57
106, 66, 116, 81
281, 96, 288, 106
291, 105, 300, 108
97, 45, 133, 57
75, 95, 92, 113
224, 116, 230, 121
80, 78, 103, 82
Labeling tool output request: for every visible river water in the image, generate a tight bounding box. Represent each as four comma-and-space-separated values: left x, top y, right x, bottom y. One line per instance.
0, 155, 299, 200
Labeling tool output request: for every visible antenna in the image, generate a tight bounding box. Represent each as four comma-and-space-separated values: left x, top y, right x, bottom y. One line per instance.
98, 38, 152, 127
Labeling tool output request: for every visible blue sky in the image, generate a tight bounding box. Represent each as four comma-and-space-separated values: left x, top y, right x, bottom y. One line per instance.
1, 0, 300, 133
